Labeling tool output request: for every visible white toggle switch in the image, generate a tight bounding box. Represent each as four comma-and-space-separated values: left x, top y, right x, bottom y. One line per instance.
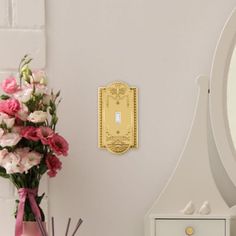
115, 112, 121, 124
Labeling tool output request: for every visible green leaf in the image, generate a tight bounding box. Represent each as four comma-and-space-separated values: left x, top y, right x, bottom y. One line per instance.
56, 90, 61, 98
51, 115, 58, 125
36, 193, 45, 205
0, 167, 9, 179
0, 94, 10, 100
0, 172, 9, 179
39, 159, 47, 175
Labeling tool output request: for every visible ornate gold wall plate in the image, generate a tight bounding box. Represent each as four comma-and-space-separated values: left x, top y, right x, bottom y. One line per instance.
98, 81, 138, 154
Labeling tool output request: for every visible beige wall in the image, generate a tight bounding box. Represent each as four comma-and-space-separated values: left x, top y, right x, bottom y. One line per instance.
46, 1, 236, 236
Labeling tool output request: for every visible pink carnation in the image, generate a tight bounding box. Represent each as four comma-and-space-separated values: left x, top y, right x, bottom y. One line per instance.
0, 99, 20, 116
21, 126, 40, 141
46, 154, 62, 177
1, 76, 18, 94
36, 126, 53, 145
48, 133, 69, 156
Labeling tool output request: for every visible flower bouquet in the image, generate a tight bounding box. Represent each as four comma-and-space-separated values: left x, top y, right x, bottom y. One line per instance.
0, 55, 69, 236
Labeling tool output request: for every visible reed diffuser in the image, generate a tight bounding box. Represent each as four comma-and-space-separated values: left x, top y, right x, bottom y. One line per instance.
36, 217, 83, 236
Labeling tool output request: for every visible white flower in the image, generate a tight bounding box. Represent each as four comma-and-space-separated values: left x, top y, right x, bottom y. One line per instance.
28, 111, 47, 123
19, 150, 42, 173
16, 104, 29, 121
0, 128, 4, 138
34, 84, 47, 95
32, 70, 47, 84
11, 126, 23, 134
0, 148, 9, 166
3, 117, 15, 129
42, 94, 51, 105
0, 148, 42, 174
0, 133, 21, 147
0, 112, 9, 125
14, 87, 33, 103
3, 152, 22, 174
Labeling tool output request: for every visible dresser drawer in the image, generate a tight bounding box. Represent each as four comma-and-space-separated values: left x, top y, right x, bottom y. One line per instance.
155, 219, 225, 236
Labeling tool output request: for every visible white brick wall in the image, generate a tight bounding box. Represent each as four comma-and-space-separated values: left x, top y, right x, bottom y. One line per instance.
0, 0, 10, 27
12, 0, 45, 28
0, 0, 46, 70
0, 30, 46, 70
0, 0, 47, 234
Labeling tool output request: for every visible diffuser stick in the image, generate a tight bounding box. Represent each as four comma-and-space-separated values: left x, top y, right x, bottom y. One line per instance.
52, 217, 55, 236
71, 218, 83, 236
65, 217, 71, 236
35, 217, 47, 236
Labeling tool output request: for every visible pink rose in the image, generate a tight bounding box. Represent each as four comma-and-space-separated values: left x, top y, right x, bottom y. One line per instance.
46, 154, 62, 177
48, 133, 69, 156
1, 76, 18, 94
21, 126, 40, 141
36, 126, 53, 145
0, 99, 20, 116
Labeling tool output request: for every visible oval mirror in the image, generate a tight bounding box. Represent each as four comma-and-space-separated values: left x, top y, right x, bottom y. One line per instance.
210, 8, 236, 186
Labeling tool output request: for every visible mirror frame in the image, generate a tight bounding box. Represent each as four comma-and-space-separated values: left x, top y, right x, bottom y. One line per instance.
210, 8, 236, 186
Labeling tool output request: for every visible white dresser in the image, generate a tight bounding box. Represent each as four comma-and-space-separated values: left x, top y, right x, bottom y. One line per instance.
145, 8, 236, 236
145, 76, 236, 236
155, 219, 225, 236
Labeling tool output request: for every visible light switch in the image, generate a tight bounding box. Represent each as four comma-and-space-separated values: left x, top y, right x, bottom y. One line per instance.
115, 112, 121, 124
98, 81, 138, 154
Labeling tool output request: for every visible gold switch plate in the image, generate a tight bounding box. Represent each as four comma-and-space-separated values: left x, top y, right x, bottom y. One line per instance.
98, 81, 138, 154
